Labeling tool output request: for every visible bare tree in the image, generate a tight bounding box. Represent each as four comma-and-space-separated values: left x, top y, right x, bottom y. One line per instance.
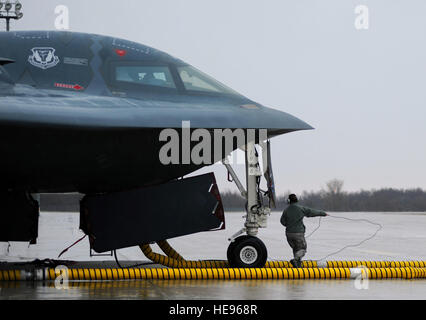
326, 179, 344, 195
324, 179, 345, 211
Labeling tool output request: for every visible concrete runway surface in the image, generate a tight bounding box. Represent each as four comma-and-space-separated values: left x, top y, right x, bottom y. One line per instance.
0, 211, 425, 300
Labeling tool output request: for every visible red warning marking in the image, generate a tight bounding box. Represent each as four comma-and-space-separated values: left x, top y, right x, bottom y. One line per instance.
54, 83, 85, 91
115, 49, 127, 57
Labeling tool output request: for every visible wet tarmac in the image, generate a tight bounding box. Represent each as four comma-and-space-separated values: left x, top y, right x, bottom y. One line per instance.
1, 278, 425, 300
0, 211, 425, 300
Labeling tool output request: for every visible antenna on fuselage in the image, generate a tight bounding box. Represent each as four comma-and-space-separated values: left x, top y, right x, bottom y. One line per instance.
0, 1, 23, 32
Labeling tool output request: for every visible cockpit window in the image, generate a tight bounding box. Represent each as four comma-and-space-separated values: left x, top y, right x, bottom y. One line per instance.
177, 66, 239, 95
115, 66, 176, 89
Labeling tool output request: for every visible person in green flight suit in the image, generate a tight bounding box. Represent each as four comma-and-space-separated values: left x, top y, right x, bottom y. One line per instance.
280, 194, 328, 268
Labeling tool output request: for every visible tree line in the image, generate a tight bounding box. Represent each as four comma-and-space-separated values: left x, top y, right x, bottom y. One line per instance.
39, 179, 426, 212
221, 179, 426, 212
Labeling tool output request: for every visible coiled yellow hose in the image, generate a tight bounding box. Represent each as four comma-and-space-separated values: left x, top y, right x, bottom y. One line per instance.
1, 241, 424, 282
156, 240, 185, 261
142, 242, 426, 269
140, 244, 229, 268
141, 243, 319, 268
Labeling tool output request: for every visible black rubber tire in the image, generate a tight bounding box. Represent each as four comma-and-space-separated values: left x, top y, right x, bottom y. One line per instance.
227, 240, 237, 265
227, 235, 267, 268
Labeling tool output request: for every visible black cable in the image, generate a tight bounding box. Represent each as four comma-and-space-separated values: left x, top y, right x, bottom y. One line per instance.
312, 214, 383, 261
305, 216, 323, 239
113, 249, 123, 268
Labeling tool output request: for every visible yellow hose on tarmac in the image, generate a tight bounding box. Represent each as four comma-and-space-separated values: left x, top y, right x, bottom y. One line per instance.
1, 266, 425, 281
143, 242, 426, 269
1, 242, 424, 282
156, 240, 185, 261
325, 260, 426, 268
140, 244, 229, 268
144, 243, 319, 268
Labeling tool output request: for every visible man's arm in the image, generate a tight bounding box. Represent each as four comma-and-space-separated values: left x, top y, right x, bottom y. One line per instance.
301, 206, 327, 217
280, 210, 287, 226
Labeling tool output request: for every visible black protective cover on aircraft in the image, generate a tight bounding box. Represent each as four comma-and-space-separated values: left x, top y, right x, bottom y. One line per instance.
80, 173, 225, 253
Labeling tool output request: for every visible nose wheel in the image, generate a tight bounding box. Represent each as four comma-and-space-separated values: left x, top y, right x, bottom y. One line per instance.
227, 235, 267, 268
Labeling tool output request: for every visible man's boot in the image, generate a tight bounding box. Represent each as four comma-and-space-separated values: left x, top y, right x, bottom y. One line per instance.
291, 258, 302, 268
290, 259, 303, 268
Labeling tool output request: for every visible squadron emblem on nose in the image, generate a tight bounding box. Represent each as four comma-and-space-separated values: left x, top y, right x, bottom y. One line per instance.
28, 47, 60, 70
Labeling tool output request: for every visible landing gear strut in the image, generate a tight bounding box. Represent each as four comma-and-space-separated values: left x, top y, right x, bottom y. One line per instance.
223, 138, 275, 268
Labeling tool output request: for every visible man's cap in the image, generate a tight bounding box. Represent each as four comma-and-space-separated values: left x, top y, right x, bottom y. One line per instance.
288, 194, 298, 203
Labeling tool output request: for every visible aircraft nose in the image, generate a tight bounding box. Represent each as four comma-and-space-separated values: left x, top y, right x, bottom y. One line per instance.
238, 103, 314, 136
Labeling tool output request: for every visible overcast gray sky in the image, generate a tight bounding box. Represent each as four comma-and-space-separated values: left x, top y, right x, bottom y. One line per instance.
6, 0, 426, 195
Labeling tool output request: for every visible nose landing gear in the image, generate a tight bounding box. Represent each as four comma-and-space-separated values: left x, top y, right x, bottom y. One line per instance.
223, 138, 275, 268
